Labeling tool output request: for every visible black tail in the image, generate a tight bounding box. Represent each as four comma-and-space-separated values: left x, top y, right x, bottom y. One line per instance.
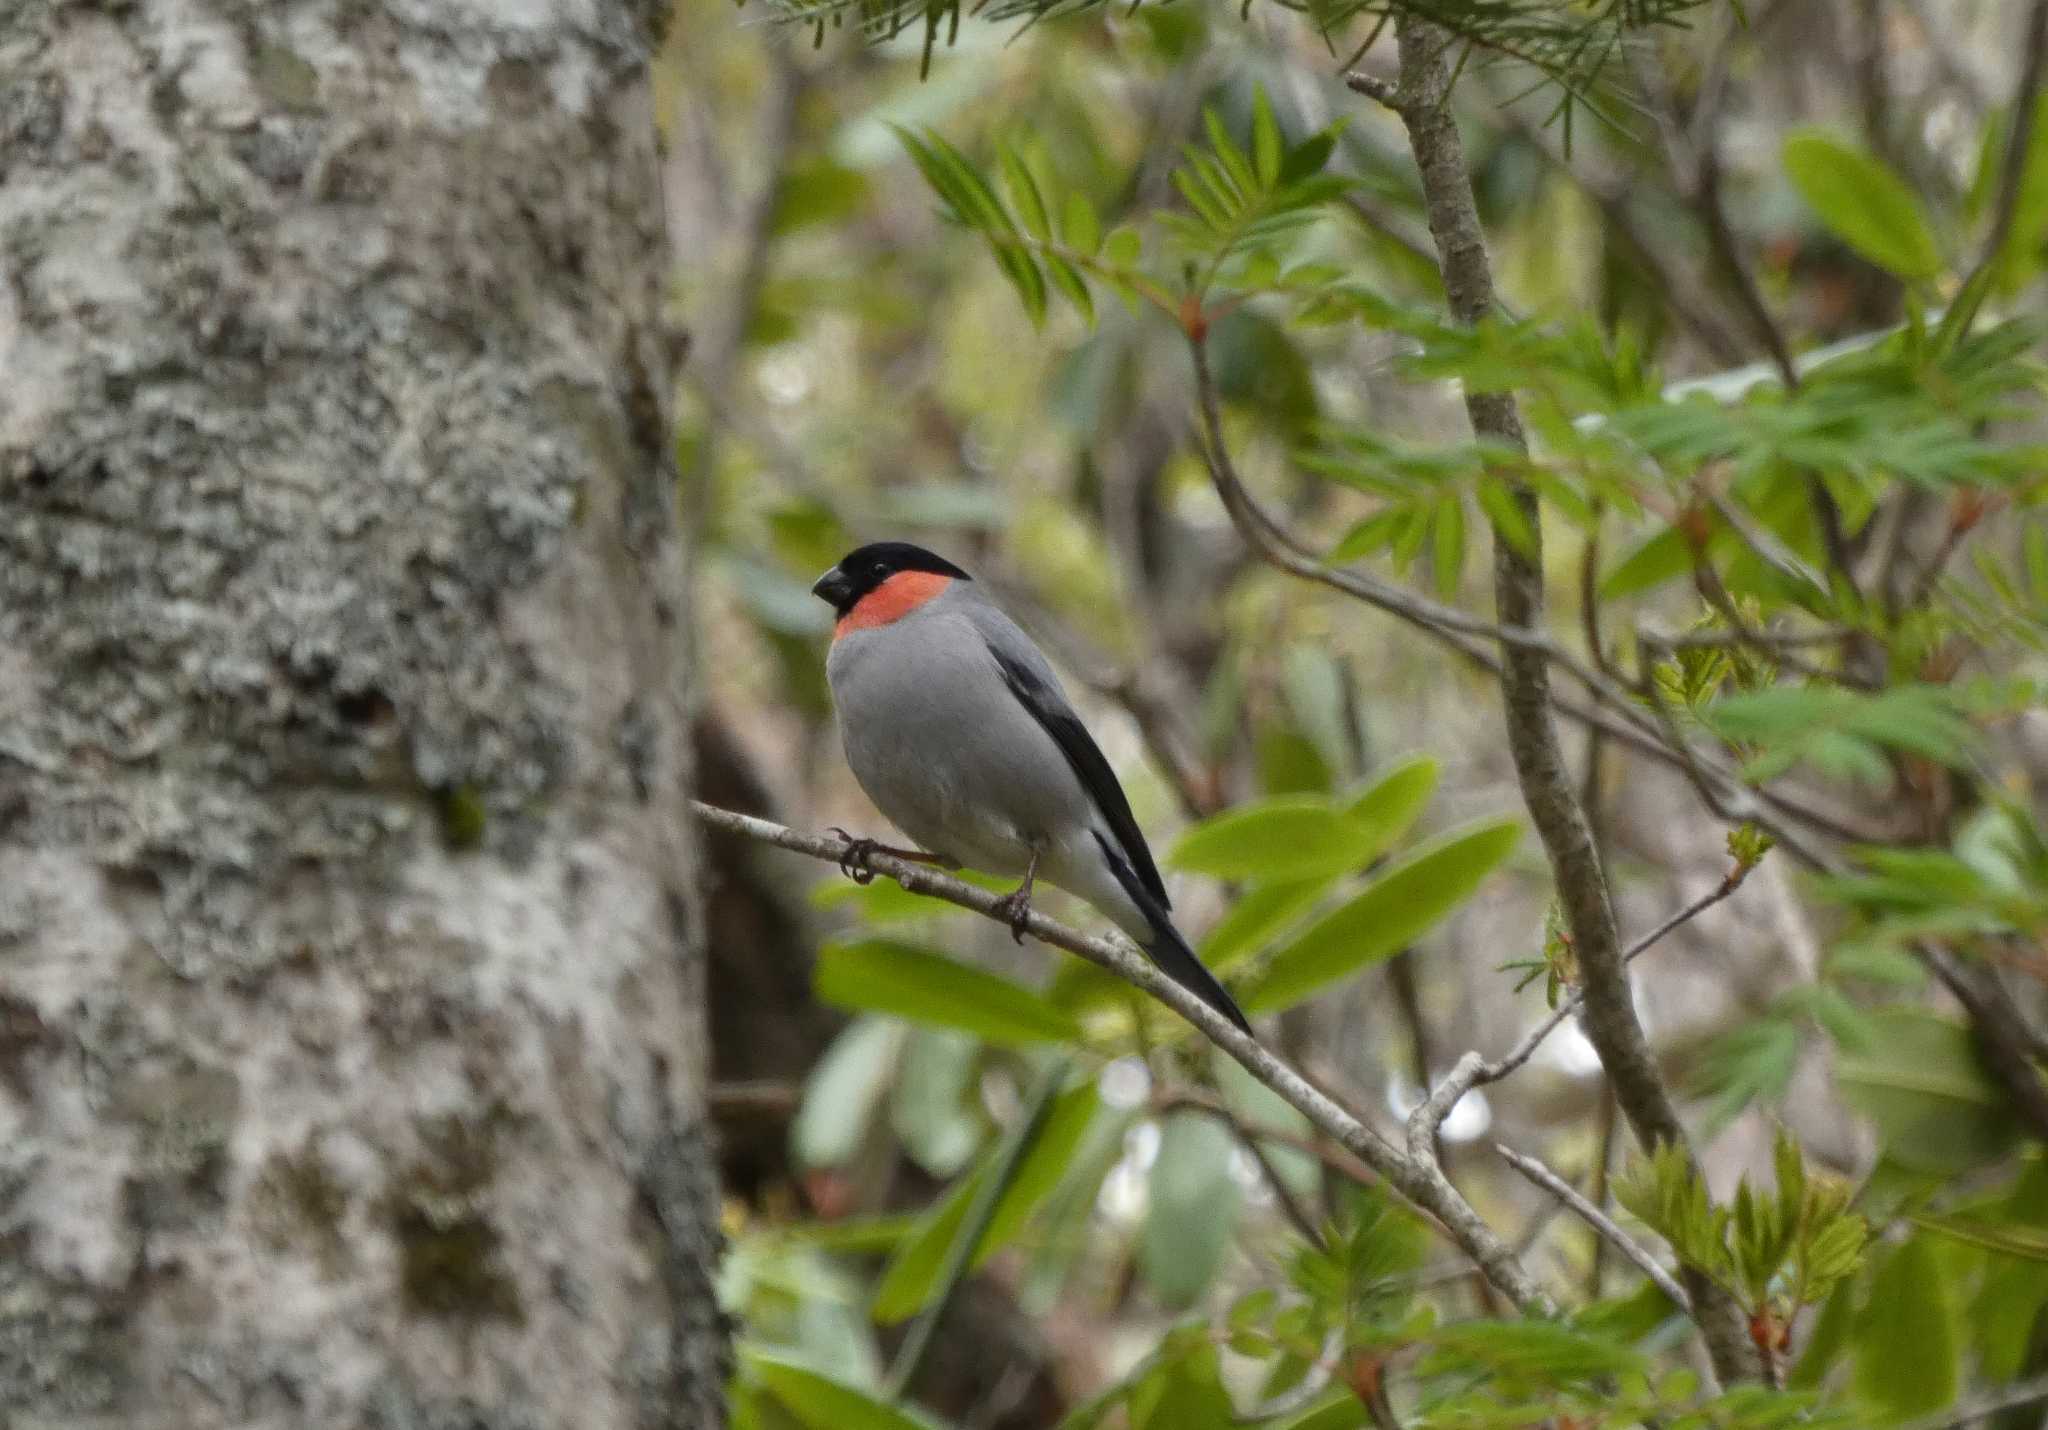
1143, 914, 1255, 1037
1090, 831, 1253, 1036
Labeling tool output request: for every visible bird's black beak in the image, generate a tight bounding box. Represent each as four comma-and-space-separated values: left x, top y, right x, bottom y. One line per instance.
811, 565, 856, 613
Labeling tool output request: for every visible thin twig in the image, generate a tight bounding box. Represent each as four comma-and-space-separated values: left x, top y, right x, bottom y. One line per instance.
1416, 865, 1752, 1126
1495, 1144, 1692, 1314
1186, 336, 1880, 861
1153, 1086, 1380, 1189
690, 800, 1554, 1314
1960, 1, 2048, 294
1357, 27, 1761, 1379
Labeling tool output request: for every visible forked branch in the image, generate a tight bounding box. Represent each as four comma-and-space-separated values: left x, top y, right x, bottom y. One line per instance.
690, 798, 1554, 1315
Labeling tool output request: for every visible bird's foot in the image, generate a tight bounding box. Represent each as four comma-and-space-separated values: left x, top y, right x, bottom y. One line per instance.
990, 888, 1034, 943
827, 828, 881, 885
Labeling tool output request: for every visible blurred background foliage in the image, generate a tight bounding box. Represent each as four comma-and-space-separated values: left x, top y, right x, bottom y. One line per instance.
666, 2, 2048, 1425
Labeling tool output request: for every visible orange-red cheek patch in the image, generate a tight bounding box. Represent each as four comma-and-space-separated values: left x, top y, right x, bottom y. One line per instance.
834, 571, 952, 638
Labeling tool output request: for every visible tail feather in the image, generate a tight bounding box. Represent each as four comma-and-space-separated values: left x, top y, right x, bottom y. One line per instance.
1089, 830, 1253, 1037
1142, 916, 1254, 1037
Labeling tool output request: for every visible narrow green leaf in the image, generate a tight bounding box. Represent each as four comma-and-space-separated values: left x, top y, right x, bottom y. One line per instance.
1476, 477, 1538, 561
1853, 1236, 1958, 1419
816, 939, 1080, 1045
1600, 524, 1694, 599
1432, 495, 1466, 599
1277, 131, 1336, 184
747, 1351, 945, 1430
1168, 797, 1366, 880
1251, 88, 1283, 186
1044, 252, 1095, 324
2025, 520, 2048, 599
1345, 754, 1439, 852
1783, 129, 1943, 280
999, 143, 1050, 240
1062, 190, 1101, 257
993, 241, 1049, 326
1328, 509, 1409, 562
1173, 166, 1230, 231
1200, 877, 1340, 971
1247, 817, 1522, 1014
926, 130, 1016, 235
1203, 107, 1257, 197
1910, 1212, 2048, 1263
1990, 92, 2048, 291
1838, 1008, 2019, 1173
872, 1078, 1099, 1323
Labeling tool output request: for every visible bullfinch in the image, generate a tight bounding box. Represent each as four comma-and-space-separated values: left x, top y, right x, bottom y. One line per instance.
812, 541, 1252, 1036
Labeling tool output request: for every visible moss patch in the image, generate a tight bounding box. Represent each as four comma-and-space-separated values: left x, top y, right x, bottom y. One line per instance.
384, 1111, 523, 1327
435, 785, 487, 851
252, 1139, 350, 1273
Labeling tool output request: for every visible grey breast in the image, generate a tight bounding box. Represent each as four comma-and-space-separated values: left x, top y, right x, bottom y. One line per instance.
826, 593, 1089, 873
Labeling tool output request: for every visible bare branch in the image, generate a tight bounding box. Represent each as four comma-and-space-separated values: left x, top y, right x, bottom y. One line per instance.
1963, 1, 2048, 289
1402, 866, 1755, 1179
1494, 1144, 1693, 1315
1372, 16, 1759, 1382
1182, 337, 1882, 866
690, 800, 1555, 1314
1153, 1086, 1380, 1189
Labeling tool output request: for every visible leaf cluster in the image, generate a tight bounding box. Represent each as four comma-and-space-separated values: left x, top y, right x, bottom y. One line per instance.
1616, 1130, 1869, 1322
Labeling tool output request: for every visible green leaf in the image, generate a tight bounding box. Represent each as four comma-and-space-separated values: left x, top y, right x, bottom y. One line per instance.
1061, 190, 1101, 257
1421, 1319, 1645, 1383
1345, 753, 1439, 850
746, 1351, 945, 1430
999, 144, 1050, 239
1202, 107, 1257, 197
1278, 131, 1335, 184
815, 940, 1080, 1045
1168, 796, 1372, 880
1200, 877, 1340, 971
1043, 252, 1095, 324
1247, 817, 1521, 1013
1910, 1211, 2048, 1262
1783, 129, 1943, 280
1103, 226, 1142, 269
1476, 477, 1538, 561
1251, 88, 1283, 186
1140, 1112, 1242, 1304
1989, 92, 2048, 292
872, 1077, 1100, 1323
1600, 524, 1694, 599
1432, 494, 1466, 599
1853, 1236, 1958, 1419
1837, 1008, 2020, 1173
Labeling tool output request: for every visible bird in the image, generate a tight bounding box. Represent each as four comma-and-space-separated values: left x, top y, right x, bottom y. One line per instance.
811, 540, 1252, 1036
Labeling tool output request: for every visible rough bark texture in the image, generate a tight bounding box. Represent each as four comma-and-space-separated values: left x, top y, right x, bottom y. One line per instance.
0, 2, 726, 1426
1385, 17, 1758, 1386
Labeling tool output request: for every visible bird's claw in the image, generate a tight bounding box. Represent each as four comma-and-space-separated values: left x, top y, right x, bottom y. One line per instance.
990, 890, 1032, 944
827, 827, 879, 885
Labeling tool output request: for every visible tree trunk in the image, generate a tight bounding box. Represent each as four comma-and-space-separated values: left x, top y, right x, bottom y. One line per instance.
0, 3, 726, 1426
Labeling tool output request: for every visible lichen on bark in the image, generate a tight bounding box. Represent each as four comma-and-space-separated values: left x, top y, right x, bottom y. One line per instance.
0, 1, 725, 1424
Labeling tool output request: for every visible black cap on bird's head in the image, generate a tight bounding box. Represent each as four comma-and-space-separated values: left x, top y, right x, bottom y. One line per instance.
811, 542, 973, 616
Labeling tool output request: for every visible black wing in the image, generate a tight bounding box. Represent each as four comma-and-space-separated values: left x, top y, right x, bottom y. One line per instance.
986, 643, 1171, 910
